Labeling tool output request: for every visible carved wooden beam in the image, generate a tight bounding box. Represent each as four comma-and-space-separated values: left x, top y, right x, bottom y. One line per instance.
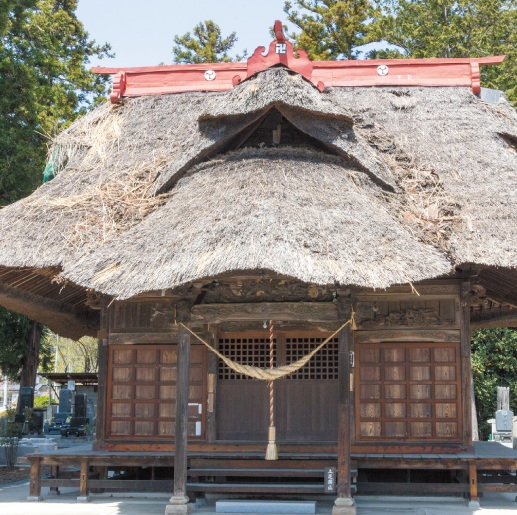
354, 284, 460, 298
355, 329, 460, 343
215, 321, 343, 333
191, 302, 338, 323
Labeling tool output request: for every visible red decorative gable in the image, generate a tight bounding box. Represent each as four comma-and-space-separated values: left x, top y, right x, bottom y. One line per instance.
93, 20, 505, 103
246, 20, 313, 83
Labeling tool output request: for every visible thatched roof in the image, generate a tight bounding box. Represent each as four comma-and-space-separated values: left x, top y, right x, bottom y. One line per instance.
64, 147, 449, 299
0, 66, 516, 333
200, 69, 350, 119
330, 86, 517, 269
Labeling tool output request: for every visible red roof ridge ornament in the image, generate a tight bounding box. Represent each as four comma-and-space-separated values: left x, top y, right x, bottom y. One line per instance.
246, 20, 313, 83
274, 20, 285, 42
92, 20, 506, 103
110, 71, 126, 103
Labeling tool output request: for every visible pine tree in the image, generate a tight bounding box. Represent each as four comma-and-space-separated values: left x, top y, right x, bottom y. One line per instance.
371, 0, 517, 103
283, 0, 378, 60
172, 20, 246, 64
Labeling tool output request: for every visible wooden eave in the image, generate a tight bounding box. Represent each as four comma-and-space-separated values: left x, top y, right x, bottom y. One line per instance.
0, 269, 98, 339
39, 372, 98, 385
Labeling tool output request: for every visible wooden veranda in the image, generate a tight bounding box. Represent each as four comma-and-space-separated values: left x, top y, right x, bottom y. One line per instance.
23, 442, 517, 503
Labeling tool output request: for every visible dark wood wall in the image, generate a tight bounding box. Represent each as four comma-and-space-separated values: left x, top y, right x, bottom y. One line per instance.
97, 279, 472, 452
352, 281, 471, 448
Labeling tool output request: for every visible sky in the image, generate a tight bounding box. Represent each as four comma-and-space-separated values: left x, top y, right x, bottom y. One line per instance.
76, 0, 389, 69
77, 0, 299, 69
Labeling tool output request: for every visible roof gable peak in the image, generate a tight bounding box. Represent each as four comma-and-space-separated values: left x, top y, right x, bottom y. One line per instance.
93, 20, 505, 103
246, 20, 316, 88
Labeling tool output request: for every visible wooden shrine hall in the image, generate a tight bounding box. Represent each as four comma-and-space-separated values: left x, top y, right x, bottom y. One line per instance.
2, 20, 517, 515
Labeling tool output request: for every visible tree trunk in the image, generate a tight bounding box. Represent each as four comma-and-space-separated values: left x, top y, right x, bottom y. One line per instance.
17, 321, 42, 414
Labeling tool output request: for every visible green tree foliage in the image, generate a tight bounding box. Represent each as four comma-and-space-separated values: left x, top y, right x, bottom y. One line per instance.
0, 0, 113, 204
0, 307, 53, 382
0, 0, 36, 37
283, 0, 377, 60
172, 20, 246, 64
33, 396, 57, 407
471, 328, 517, 440
371, 0, 517, 103
45, 332, 98, 373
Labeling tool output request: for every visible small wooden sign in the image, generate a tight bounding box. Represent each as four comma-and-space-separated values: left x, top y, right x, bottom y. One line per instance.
208, 373, 215, 393
324, 466, 337, 493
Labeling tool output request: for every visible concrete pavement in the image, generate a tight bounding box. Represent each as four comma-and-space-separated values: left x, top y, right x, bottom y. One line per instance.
2, 480, 517, 515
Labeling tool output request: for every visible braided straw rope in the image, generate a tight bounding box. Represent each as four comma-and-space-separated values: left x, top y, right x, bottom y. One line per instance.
179, 312, 355, 381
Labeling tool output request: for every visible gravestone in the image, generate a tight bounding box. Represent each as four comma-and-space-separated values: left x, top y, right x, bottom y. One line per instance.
74, 393, 87, 418
32, 411, 44, 434
59, 388, 73, 413
498, 387, 510, 411
18, 387, 34, 412
86, 397, 95, 425
496, 410, 513, 432
490, 387, 513, 442
15, 387, 34, 423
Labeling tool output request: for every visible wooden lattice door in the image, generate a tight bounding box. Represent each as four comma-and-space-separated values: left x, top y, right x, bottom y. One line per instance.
216, 331, 339, 443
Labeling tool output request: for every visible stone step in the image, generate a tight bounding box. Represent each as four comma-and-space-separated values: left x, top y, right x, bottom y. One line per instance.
188, 468, 358, 478
188, 482, 357, 494
216, 500, 317, 514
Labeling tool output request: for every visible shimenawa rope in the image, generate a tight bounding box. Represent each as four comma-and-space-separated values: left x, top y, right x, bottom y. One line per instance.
178, 310, 355, 381
265, 320, 278, 460
177, 310, 355, 461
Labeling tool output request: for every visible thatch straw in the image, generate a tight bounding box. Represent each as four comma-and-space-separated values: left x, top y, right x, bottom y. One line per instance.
200, 67, 351, 120
328, 86, 517, 267
63, 147, 450, 299
0, 69, 516, 301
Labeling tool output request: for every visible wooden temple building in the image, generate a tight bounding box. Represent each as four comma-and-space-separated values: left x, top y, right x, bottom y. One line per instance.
2, 21, 517, 514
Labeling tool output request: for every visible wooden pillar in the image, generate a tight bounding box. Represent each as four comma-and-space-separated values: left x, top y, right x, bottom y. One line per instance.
332, 322, 356, 515
77, 458, 90, 502
27, 457, 43, 502
49, 465, 60, 496
166, 302, 194, 515
469, 460, 479, 507
460, 281, 473, 448
349, 323, 355, 447
206, 324, 218, 444
95, 301, 109, 447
